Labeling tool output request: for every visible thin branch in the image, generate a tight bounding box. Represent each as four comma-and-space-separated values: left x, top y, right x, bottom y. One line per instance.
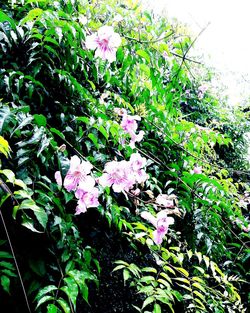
146, 118, 250, 176
133, 145, 249, 250
124, 31, 174, 44
170, 51, 202, 65
0, 210, 32, 313
173, 22, 210, 80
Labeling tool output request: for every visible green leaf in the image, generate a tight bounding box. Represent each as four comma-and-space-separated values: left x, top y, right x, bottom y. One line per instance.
57, 298, 71, 313
123, 269, 131, 284
50, 128, 65, 139
15, 199, 47, 228
164, 266, 176, 275
36, 295, 54, 309
142, 296, 155, 309
154, 303, 161, 313
174, 277, 190, 284
88, 133, 99, 149
34, 114, 47, 127
142, 267, 157, 274
61, 277, 78, 310
174, 267, 189, 277
192, 282, 206, 293
136, 50, 150, 63
47, 303, 59, 313
112, 264, 125, 272
0, 169, 15, 183
139, 276, 155, 283
35, 285, 58, 301
0, 261, 15, 270
0, 251, 12, 258
0, 11, 16, 29
96, 124, 109, 140
21, 215, 43, 233
193, 290, 206, 301
1, 275, 10, 293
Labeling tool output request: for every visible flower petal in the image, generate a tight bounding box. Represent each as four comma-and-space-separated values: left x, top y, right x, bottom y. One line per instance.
85, 33, 98, 50
141, 211, 157, 228
153, 230, 164, 245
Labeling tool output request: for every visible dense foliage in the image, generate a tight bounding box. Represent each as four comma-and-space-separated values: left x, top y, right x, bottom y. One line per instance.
0, 1, 249, 312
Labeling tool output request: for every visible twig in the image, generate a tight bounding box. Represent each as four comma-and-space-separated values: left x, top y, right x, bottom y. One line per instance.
0, 210, 32, 313
173, 22, 210, 80
170, 51, 202, 65
146, 118, 250, 176
133, 145, 249, 250
124, 31, 174, 44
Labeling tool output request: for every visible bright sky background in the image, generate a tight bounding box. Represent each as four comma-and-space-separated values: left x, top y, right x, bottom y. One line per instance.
142, 0, 250, 105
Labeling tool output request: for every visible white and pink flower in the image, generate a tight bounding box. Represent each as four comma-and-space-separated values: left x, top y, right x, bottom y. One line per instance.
99, 153, 148, 193
63, 155, 95, 192
98, 160, 135, 193
129, 153, 148, 183
156, 194, 175, 208
198, 85, 207, 99
121, 113, 141, 134
54, 171, 62, 186
129, 130, 145, 149
75, 185, 99, 215
85, 25, 121, 63
141, 210, 174, 245
115, 108, 145, 148
192, 166, 202, 174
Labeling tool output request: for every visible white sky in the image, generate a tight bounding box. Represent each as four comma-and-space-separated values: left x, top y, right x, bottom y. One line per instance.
142, 0, 250, 105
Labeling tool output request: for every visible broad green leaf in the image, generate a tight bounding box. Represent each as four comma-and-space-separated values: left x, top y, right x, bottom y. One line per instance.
142, 296, 155, 309
0, 11, 16, 29
57, 298, 71, 313
1, 275, 10, 293
88, 133, 99, 149
34, 114, 47, 127
123, 269, 130, 284
61, 277, 78, 310
14, 199, 48, 229
112, 264, 125, 272
142, 267, 157, 274
47, 303, 59, 313
154, 303, 161, 313
36, 295, 54, 309
0, 169, 15, 183
0, 251, 12, 258
192, 282, 206, 293
136, 50, 150, 63
35, 285, 58, 301
174, 267, 189, 277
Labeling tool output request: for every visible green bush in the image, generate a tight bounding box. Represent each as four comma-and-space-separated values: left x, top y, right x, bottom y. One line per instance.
0, 1, 249, 312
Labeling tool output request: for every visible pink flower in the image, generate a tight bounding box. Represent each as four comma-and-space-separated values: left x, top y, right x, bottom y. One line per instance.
242, 225, 250, 232
63, 155, 95, 192
114, 107, 127, 116
141, 210, 174, 245
115, 108, 145, 148
129, 153, 148, 183
121, 113, 140, 135
129, 130, 145, 149
75, 186, 99, 215
156, 194, 175, 208
85, 25, 121, 63
162, 51, 168, 59
193, 166, 202, 174
198, 85, 207, 99
98, 160, 135, 193
54, 171, 62, 186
